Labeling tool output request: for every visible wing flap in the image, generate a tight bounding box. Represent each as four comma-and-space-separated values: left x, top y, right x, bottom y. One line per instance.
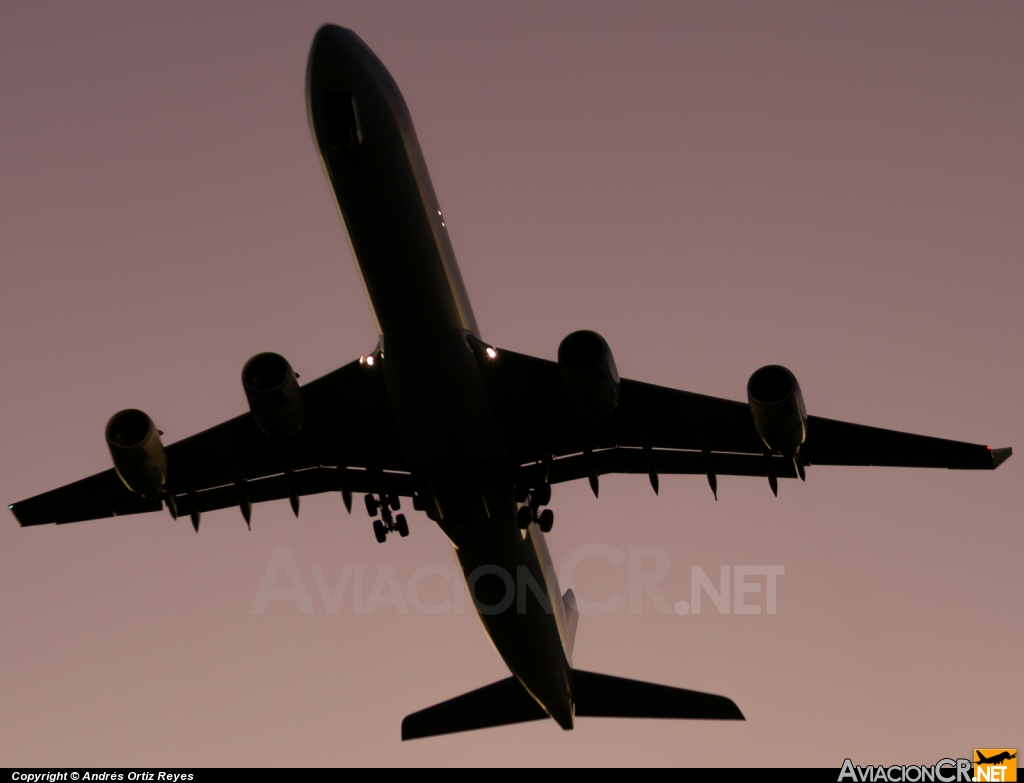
518, 447, 798, 487
14, 465, 418, 527
172, 466, 416, 518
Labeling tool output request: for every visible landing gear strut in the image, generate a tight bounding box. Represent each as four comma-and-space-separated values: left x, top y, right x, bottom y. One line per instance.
365, 493, 408, 543
516, 483, 554, 533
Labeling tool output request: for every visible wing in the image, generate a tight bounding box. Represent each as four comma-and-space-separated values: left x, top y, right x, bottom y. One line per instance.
11, 358, 412, 527
478, 348, 1011, 490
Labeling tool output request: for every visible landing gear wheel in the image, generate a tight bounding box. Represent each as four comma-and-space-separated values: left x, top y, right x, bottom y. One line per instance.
390, 495, 401, 511
539, 508, 554, 533
396, 514, 409, 537
517, 506, 533, 530
372, 519, 387, 543
533, 483, 551, 507
364, 494, 379, 517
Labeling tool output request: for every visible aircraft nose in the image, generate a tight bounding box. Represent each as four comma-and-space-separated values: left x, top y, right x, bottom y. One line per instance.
305, 25, 371, 154
307, 24, 380, 80
307, 24, 357, 87
306, 23, 407, 152
310, 23, 355, 56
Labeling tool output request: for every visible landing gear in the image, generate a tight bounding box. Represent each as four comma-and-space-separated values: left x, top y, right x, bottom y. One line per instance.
364, 493, 379, 517
517, 506, 533, 530
532, 483, 551, 506
516, 483, 554, 533
538, 508, 554, 533
366, 493, 408, 543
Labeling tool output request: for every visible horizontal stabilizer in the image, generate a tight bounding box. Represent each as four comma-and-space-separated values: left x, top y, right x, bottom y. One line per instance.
401, 676, 547, 740
573, 670, 744, 721
402, 670, 743, 740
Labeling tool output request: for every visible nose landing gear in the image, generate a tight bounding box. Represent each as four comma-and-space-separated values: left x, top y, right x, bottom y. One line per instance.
366, 493, 408, 543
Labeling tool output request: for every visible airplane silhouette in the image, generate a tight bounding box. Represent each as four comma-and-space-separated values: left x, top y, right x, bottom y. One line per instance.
9, 25, 1012, 740
977, 752, 1017, 765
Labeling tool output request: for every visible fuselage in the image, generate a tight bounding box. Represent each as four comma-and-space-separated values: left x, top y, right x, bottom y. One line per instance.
306, 25, 574, 729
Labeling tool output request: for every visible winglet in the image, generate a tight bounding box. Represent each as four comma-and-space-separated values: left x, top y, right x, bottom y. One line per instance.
990, 447, 1012, 469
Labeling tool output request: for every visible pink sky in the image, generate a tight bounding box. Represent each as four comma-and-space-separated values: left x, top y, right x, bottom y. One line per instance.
1, 1, 1020, 766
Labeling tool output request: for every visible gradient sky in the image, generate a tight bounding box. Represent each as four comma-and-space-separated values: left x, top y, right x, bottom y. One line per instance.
1, 0, 1021, 767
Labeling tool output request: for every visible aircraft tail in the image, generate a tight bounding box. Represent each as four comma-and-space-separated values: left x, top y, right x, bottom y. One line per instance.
401, 670, 743, 740
563, 589, 579, 660
401, 676, 546, 740
572, 671, 744, 720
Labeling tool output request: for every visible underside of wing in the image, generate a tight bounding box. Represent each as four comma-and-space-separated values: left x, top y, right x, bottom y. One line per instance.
11, 470, 162, 525
12, 343, 1011, 527
480, 347, 1010, 494
801, 416, 1010, 469
10, 357, 411, 527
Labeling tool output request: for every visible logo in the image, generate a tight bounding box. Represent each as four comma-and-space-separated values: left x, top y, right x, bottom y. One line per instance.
974, 749, 1017, 782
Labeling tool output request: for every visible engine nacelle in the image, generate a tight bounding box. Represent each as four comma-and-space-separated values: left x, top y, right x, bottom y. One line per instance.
242, 352, 304, 438
558, 330, 620, 419
106, 409, 168, 499
747, 365, 807, 457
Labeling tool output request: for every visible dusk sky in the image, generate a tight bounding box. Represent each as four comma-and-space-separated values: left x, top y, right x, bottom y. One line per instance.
1, 1, 1021, 766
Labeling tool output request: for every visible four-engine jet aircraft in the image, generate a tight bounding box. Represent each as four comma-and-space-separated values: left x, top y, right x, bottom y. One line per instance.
10, 26, 1012, 740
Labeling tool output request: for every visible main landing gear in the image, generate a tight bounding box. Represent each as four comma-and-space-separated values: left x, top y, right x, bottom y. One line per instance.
365, 493, 408, 543
516, 483, 554, 533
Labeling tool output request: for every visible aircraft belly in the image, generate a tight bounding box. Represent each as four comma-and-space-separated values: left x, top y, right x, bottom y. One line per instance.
306, 25, 478, 338
383, 329, 505, 462
445, 493, 574, 729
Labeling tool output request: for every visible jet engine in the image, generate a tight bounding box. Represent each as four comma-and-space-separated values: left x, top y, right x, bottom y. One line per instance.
747, 365, 807, 457
558, 330, 620, 419
242, 352, 304, 438
106, 408, 168, 498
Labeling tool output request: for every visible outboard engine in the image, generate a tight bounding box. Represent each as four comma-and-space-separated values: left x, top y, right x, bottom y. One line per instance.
242, 352, 304, 438
106, 409, 168, 498
747, 365, 807, 457
558, 330, 620, 419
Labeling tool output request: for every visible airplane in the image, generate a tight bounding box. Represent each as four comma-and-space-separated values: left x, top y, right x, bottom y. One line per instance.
976, 752, 1017, 765
9, 25, 1012, 741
